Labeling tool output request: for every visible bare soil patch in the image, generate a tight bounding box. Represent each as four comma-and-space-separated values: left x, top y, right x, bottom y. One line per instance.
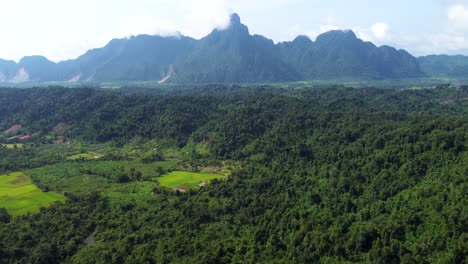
8, 175, 28, 185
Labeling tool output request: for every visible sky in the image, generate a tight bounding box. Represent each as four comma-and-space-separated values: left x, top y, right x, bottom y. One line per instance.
1, 0, 468, 62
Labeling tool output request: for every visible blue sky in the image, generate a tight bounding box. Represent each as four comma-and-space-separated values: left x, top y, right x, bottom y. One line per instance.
1, 0, 467, 62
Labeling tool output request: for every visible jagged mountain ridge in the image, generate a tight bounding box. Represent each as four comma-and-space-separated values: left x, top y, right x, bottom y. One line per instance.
1, 13, 456, 83
278, 30, 422, 79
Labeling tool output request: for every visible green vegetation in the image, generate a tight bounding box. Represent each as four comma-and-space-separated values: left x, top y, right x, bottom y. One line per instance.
120, 159, 177, 177
103, 182, 156, 204
1, 143, 23, 149
158, 171, 225, 190
24, 159, 177, 195
0, 172, 65, 216
67, 152, 105, 160
0, 85, 466, 263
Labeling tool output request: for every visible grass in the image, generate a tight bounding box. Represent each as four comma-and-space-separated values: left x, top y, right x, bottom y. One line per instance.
0, 172, 65, 216
158, 171, 225, 190
1, 143, 24, 149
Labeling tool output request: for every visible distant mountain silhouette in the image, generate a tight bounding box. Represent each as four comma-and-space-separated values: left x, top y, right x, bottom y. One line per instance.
418, 55, 468, 78
1, 13, 465, 84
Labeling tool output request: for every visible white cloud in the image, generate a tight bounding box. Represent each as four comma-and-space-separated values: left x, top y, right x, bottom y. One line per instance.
177, 0, 231, 38
318, 25, 341, 35
414, 3, 468, 55
2, 0, 468, 61
371, 23, 389, 40
447, 4, 468, 31
117, 15, 179, 38
231, 0, 308, 10
438, 0, 468, 6
356, 3, 468, 55
0, 0, 234, 62
430, 33, 467, 51
275, 1, 468, 56
353, 27, 371, 42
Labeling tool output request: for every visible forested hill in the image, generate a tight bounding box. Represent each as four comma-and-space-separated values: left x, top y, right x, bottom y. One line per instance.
0, 85, 467, 263
0, 13, 424, 84
0, 86, 466, 146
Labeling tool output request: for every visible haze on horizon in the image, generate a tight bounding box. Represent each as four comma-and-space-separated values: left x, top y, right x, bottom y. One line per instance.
1, 0, 468, 62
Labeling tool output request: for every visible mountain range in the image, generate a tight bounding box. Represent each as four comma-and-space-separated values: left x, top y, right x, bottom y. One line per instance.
0, 13, 467, 84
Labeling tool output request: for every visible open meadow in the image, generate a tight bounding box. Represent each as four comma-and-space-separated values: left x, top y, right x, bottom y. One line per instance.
158, 171, 225, 191
0, 172, 65, 216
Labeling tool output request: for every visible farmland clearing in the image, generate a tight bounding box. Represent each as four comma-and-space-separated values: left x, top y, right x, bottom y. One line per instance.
158, 171, 225, 191
0, 172, 65, 216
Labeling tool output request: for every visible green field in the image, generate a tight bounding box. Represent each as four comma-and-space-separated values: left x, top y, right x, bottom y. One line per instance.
158, 171, 225, 190
0, 172, 65, 216
1, 143, 24, 149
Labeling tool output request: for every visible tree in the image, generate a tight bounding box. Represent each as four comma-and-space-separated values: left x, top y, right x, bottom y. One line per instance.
0, 208, 10, 224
